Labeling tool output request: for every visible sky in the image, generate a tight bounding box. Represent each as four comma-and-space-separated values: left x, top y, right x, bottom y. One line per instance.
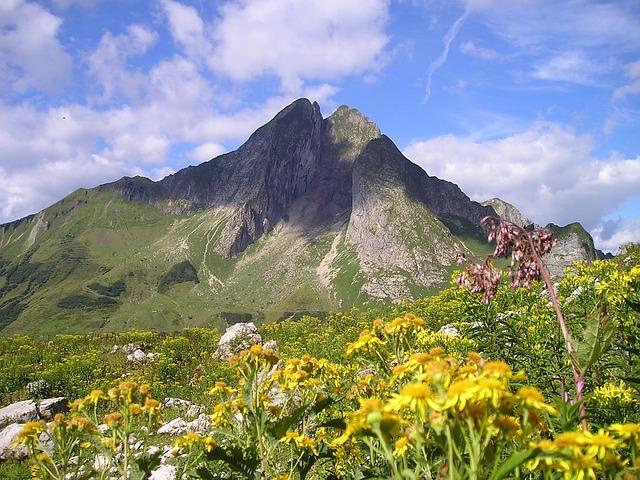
1, 0, 639, 252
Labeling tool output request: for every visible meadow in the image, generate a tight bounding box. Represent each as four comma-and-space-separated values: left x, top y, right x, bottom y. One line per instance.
1, 242, 639, 479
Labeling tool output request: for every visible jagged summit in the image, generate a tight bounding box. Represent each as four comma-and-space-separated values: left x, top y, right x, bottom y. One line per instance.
481, 198, 533, 228
0, 98, 598, 335
99, 98, 492, 257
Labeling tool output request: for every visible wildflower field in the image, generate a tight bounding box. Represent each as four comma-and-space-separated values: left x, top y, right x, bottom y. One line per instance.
1, 240, 639, 479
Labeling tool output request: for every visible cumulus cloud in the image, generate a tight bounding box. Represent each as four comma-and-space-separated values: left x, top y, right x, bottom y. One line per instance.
161, 0, 390, 93
403, 122, 640, 249
88, 24, 158, 102
592, 219, 640, 253
0, 0, 72, 93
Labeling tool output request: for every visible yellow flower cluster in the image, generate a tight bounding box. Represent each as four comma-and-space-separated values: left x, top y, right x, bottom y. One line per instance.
173, 431, 217, 454
528, 424, 640, 477
592, 380, 636, 408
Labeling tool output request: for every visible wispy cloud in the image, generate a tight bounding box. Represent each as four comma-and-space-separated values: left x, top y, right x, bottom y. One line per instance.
459, 40, 497, 60
424, 9, 467, 103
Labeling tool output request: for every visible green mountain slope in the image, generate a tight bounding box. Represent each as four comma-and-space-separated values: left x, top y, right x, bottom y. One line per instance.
6, 99, 592, 336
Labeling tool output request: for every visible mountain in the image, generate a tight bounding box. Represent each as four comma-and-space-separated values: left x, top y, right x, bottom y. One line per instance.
0, 99, 593, 335
481, 198, 533, 228
480, 199, 600, 276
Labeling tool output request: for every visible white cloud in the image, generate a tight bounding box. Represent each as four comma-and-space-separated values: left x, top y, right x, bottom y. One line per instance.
403, 122, 640, 250
613, 59, 640, 102
592, 220, 640, 253
0, 0, 72, 93
162, 0, 390, 93
532, 51, 602, 85
459, 40, 497, 60
88, 24, 158, 102
161, 0, 213, 64
189, 143, 227, 163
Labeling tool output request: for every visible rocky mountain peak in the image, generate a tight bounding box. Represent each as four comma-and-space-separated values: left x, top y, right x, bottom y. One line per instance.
326, 105, 381, 159
481, 198, 532, 228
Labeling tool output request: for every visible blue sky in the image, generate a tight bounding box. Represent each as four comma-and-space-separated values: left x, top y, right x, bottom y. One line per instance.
1, 0, 639, 251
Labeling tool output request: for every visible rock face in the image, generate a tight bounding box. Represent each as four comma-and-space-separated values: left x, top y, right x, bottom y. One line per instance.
99, 99, 494, 259
543, 223, 598, 277
481, 198, 532, 228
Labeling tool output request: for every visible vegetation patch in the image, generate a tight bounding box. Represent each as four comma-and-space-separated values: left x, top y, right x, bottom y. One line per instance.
157, 260, 199, 293
87, 279, 126, 297
57, 294, 120, 310
219, 311, 253, 325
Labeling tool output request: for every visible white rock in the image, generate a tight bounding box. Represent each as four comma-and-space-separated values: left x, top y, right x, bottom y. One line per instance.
262, 339, 278, 352
39, 398, 69, 420
127, 349, 147, 363
93, 453, 110, 472
438, 324, 460, 337
215, 322, 262, 359
157, 418, 188, 435
162, 398, 192, 410
186, 404, 205, 418
187, 414, 212, 434
121, 343, 142, 355
0, 397, 67, 429
0, 401, 36, 429
0, 423, 28, 461
149, 465, 176, 480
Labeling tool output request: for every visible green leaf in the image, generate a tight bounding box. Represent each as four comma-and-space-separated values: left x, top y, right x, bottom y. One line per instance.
491, 449, 539, 480
573, 305, 615, 375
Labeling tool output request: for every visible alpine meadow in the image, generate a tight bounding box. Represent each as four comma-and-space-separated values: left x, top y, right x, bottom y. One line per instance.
1, 1, 640, 479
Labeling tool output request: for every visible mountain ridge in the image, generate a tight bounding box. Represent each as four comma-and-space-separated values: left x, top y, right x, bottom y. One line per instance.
0, 98, 598, 335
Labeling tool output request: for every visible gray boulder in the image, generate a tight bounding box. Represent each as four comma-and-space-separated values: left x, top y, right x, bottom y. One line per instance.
215, 322, 262, 359
0, 423, 28, 461
0, 397, 68, 430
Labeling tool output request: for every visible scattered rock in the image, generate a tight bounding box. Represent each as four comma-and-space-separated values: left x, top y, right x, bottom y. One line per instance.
150, 464, 176, 480
0, 423, 28, 461
438, 324, 460, 337
263, 339, 278, 352
215, 322, 262, 359
162, 398, 192, 410
93, 454, 109, 472
187, 414, 212, 434
127, 349, 147, 363
39, 398, 69, 420
186, 404, 205, 418
121, 343, 143, 356
0, 397, 68, 430
157, 418, 188, 435
357, 368, 376, 378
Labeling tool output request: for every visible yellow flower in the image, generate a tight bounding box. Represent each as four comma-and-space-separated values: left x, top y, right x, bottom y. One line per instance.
103, 412, 123, 428
84, 389, 106, 406
18, 421, 46, 444
203, 436, 217, 453
128, 403, 143, 415
516, 387, 557, 415
388, 382, 434, 417
139, 384, 152, 397
592, 381, 635, 407
609, 423, 640, 441
586, 429, 621, 460
143, 397, 161, 417
482, 361, 512, 378
393, 437, 410, 457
